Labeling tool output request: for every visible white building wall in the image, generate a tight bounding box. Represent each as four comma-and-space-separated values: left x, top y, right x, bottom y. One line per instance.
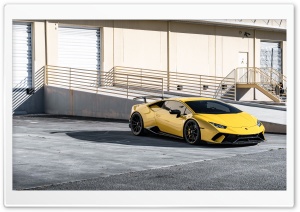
41, 20, 286, 79
113, 20, 167, 71
102, 26, 114, 72
33, 22, 46, 73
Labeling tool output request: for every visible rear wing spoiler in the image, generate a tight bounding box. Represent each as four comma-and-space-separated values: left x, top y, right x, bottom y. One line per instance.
133, 96, 165, 103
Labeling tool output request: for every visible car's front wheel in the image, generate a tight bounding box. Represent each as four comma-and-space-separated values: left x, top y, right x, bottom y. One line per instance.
130, 112, 145, 136
183, 119, 201, 145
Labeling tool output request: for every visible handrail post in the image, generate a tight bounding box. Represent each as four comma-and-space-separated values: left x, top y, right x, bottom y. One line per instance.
234, 73, 237, 101
97, 70, 100, 94
220, 76, 223, 98
127, 75, 129, 99
270, 67, 273, 83
162, 78, 164, 98
45, 65, 48, 85
235, 68, 237, 83
69, 68, 72, 89
234, 83, 236, 101
167, 71, 170, 92
141, 68, 143, 88
199, 75, 201, 96
246, 67, 249, 84
98, 69, 101, 88
234, 69, 237, 101
113, 67, 115, 86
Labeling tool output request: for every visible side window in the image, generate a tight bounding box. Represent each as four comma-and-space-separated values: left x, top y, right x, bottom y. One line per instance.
183, 107, 192, 115
161, 101, 171, 111
162, 101, 190, 115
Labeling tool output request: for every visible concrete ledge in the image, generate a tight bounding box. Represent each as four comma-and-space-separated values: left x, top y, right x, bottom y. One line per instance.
45, 85, 140, 120
223, 99, 286, 111
13, 111, 27, 115
261, 121, 286, 134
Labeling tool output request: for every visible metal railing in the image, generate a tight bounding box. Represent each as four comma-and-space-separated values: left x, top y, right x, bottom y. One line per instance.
46, 65, 164, 100
214, 69, 236, 100
111, 66, 236, 100
46, 65, 99, 92
235, 67, 287, 101
259, 67, 287, 85
46, 65, 236, 101
13, 66, 44, 112
14, 65, 287, 113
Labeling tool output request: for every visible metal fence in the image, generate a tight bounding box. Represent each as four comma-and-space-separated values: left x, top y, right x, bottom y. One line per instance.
111, 66, 236, 100
46, 65, 164, 100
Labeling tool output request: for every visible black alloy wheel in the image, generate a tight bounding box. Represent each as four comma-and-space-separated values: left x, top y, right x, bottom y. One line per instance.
130, 112, 145, 136
184, 120, 201, 145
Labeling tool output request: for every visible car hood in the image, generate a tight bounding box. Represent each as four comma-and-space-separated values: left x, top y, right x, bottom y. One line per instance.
194, 112, 257, 128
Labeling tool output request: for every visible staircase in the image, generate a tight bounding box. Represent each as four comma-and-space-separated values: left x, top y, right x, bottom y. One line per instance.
235, 67, 287, 102
214, 69, 236, 100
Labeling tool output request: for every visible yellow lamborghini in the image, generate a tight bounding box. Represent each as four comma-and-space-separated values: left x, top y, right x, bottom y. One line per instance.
129, 97, 265, 145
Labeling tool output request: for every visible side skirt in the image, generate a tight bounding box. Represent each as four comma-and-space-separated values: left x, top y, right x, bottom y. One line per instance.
146, 126, 184, 140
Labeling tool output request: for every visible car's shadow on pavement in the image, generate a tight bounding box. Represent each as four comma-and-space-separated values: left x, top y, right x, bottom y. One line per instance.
59, 130, 257, 148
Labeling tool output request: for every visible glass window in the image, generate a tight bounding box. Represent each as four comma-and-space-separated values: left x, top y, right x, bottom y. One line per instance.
185, 100, 242, 114
162, 101, 191, 115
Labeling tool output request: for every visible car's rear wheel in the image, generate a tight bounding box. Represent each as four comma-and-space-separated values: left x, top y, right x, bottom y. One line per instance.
130, 112, 145, 136
184, 119, 201, 145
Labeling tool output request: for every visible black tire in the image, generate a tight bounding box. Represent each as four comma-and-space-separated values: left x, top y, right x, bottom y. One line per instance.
130, 112, 145, 136
183, 119, 201, 145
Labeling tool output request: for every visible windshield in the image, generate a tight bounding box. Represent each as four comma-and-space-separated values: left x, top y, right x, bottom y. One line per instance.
185, 100, 242, 114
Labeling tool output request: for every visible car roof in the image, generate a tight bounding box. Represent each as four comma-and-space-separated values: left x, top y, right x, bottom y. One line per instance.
165, 97, 215, 103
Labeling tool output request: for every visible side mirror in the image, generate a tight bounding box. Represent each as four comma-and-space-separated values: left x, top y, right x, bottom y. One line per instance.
169, 109, 181, 118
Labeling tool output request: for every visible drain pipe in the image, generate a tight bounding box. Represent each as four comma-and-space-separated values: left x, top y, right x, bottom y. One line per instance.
253, 29, 256, 100
167, 21, 170, 91
44, 20, 48, 85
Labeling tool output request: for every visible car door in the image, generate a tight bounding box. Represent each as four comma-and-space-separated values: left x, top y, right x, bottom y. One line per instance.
155, 100, 190, 137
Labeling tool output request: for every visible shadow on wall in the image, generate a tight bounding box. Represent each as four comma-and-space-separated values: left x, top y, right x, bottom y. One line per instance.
13, 66, 45, 114
236, 87, 251, 101
58, 20, 282, 39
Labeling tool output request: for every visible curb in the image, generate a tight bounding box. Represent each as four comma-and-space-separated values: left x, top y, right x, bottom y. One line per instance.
261, 121, 286, 134
222, 100, 286, 111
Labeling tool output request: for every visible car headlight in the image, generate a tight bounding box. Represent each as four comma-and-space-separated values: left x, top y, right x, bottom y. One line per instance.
209, 122, 227, 129
257, 120, 262, 127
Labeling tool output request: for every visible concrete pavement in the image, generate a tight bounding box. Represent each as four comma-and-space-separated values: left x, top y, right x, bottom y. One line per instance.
13, 115, 286, 190
30, 149, 286, 190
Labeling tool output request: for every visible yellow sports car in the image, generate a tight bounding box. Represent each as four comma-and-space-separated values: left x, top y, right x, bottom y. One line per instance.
129, 97, 265, 145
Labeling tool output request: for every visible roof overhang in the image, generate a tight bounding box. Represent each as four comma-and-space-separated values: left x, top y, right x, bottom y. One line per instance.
175, 20, 286, 32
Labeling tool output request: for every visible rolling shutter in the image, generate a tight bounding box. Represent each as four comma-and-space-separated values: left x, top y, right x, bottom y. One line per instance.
58, 26, 100, 71
12, 22, 32, 88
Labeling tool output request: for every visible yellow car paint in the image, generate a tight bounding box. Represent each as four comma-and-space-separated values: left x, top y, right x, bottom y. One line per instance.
130, 97, 265, 144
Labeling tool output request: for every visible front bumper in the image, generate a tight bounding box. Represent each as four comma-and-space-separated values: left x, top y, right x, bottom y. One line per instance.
212, 132, 265, 144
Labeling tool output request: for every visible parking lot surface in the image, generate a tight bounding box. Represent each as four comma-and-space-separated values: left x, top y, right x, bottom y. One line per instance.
13, 115, 286, 190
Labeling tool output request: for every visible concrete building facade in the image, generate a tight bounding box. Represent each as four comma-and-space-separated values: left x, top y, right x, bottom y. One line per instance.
12, 20, 287, 116
40, 20, 287, 75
